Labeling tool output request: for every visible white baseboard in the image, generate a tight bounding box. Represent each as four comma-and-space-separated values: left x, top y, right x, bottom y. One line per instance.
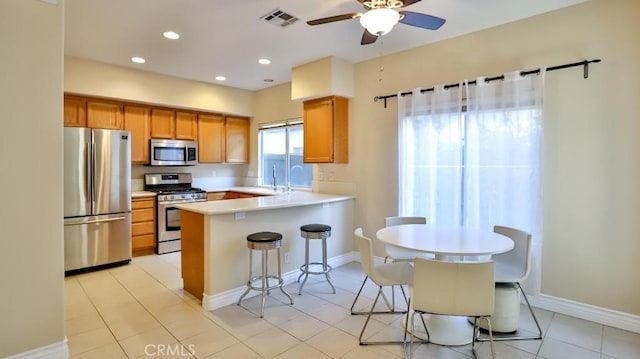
6, 338, 68, 359
529, 293, 640, 334
203, 251, 357, 311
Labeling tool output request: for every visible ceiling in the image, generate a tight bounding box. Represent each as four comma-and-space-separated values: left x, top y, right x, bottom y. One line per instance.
64, 0, 589, 91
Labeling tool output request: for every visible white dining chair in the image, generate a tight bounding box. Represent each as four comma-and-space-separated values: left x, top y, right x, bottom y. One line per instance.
383, 216, 433, 262
477, 225, 543, 342
350, 217, 429, 315
352, 228, 417, 345
408, 258, 496, 359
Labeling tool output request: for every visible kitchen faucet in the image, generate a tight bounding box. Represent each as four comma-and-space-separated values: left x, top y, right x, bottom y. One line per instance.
272, 165, 277, 191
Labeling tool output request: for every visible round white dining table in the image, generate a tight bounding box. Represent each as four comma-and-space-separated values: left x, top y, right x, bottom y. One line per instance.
376, 224, 515, 346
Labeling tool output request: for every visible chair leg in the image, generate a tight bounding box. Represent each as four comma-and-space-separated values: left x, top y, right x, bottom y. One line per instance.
350, 277, 406, 315
476, 282, 543, 342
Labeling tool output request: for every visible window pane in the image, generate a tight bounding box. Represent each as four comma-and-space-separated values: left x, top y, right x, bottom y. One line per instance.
260, 128, 286, 187
288, 125, 312, 187
259, 122, 312, 188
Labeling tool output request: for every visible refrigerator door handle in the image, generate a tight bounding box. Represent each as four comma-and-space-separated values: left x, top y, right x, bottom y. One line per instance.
85, 141, 92, 203
91, 141, 96, 210
64, 216, 127, 226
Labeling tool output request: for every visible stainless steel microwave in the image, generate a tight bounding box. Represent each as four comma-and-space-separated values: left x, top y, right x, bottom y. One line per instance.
149, 139, 197, 166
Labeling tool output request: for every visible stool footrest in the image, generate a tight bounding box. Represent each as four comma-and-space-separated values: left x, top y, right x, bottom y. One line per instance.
246, 275, 285, 292
299, 262, 333, 275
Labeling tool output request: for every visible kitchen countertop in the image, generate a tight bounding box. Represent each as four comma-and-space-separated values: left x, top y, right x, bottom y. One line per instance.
132, 191, 156, 198
175, 191, 354, 215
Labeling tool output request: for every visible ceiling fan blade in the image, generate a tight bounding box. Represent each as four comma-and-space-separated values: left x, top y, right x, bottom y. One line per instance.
307, 13, 361, 26
361, 29, 378, 45
399, 11, 446, 30
400, 0, 423, 7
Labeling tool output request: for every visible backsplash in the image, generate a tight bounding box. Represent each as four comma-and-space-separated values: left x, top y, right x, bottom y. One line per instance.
132, 163, 249, 191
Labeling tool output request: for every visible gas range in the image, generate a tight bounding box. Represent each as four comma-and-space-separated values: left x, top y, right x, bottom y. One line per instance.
144, 173, 207, 203
143, 173, 206, 255
150, 189, 207, 203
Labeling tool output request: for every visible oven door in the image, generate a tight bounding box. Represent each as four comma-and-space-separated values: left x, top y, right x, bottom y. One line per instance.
157, 202, 182, 254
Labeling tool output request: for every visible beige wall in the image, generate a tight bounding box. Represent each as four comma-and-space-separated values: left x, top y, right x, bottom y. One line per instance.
0, 0, 66, 357
255, 0, 640, 315
349, 0, 640, 315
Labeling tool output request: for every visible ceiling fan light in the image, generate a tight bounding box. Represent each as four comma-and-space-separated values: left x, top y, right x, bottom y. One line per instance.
359, 8, 400, 36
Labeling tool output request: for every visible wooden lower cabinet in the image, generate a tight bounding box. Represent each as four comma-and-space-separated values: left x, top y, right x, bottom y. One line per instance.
132, 197, 156, 256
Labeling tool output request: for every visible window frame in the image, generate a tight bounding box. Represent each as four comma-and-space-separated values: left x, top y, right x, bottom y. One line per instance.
258, 119, 311, 190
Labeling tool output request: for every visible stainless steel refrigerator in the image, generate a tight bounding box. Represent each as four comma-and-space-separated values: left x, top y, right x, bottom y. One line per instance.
63, 127, 132, 272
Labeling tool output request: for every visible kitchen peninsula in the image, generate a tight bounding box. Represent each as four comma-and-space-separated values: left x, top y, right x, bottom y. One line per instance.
175, 190, 355, 310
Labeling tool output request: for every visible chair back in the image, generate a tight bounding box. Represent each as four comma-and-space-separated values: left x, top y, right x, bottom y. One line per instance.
354, 228, 375, 278
412, 258, 495, 317
492, 225, 532, 282
384, 216, 427, 227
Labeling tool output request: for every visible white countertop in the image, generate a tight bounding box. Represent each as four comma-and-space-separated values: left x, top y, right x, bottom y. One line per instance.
132, 191, 156, 198
174, 191, 354, 215
202, 186, 283, 196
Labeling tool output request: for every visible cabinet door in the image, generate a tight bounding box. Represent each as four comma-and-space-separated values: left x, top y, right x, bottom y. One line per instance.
123, 105, 151, 164
303, 96, 348, 163
151, 109, 175, 139
303, 98, 334, 163
87, 101, 123, 130
207, 192, 226, 201
175, 111, 198, 140
225, 116, 249, 163
64, 96, 87, 127
198, 114, 225, 163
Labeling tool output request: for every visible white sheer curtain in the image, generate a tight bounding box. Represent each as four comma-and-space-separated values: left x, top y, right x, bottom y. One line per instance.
398, 84, 464, 227
398, 71, 545, 295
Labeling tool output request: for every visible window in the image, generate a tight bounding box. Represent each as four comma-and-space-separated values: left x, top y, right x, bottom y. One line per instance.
259, 120, 312, 188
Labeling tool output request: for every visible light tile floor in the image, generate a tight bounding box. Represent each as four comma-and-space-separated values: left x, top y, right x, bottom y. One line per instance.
65, 253, 640, 358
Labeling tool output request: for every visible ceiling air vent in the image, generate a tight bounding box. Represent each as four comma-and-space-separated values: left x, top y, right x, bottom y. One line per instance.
260, 8, 299, 27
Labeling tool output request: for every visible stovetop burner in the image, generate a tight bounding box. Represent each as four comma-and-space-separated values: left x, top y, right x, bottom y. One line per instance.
144, 173, 207, 203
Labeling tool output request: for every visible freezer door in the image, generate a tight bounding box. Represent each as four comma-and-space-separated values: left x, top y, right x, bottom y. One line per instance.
64, 127, 92, 217
63, 213, 132, 271
92, 129, 131, 215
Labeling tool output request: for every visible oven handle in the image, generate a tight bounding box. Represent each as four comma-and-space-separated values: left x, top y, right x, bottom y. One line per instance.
158, 199, 207, 206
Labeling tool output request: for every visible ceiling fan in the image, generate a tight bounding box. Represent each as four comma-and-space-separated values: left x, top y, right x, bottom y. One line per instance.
307, 0, 446, 45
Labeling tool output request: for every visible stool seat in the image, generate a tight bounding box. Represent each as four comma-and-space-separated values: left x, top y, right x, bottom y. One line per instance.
238, 231, 293, 317
298, 223, 335, 295
300, 224, 331, 232
247, 232, 283, 250
247, 232, 283, 242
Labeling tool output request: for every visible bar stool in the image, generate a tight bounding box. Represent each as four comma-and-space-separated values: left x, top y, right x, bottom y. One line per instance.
237, 231, 293, 318
297, 224, 335, 295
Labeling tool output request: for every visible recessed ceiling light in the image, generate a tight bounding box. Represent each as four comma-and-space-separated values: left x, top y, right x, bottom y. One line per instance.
163, 31, 180, 40
131, 56, 146, 64
258, 58, 271, 65
215, 76, 226, 81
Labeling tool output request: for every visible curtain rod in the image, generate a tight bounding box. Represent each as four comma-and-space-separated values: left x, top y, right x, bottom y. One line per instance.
373, 59, 601, 108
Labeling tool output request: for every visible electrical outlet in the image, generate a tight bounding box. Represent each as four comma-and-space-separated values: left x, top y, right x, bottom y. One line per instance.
235, 212, 245, 220
284, 252, 290, 264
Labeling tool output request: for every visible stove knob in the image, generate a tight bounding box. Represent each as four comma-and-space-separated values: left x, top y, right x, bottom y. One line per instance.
167, 195, 174, 201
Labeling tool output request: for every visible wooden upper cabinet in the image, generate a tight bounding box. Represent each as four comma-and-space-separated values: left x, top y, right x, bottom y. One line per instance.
225, 116, 250, 164
87, 101, 123, 130
123, 105, 151, 164
303, 96, 348, 163
175, 111, 198, 140
63, 96, 87, 127
150, 109, 175, 139
198, 114, 225, 163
